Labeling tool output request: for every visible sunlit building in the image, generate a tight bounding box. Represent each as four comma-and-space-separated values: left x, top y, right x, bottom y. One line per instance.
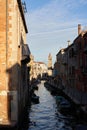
0, 0, 30, 127
28, 54, 34, 81
29, 60, 48, 80
54, 24, 87, 109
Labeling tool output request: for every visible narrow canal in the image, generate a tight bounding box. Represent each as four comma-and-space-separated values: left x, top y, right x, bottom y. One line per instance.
25, 81, 75, 130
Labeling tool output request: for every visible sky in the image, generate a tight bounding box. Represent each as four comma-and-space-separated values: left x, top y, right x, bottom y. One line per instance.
22, 0, 87, 64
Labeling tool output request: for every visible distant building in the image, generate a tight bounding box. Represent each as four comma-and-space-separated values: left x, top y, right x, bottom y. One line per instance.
33, 62, 47, 80
29, 55, 48, 81
38, 62, 48, 78
0, 0, 30, 127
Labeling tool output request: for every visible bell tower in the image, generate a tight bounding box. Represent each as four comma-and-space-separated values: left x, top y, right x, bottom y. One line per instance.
48, 53, 52, 69
48, 53, 52, 76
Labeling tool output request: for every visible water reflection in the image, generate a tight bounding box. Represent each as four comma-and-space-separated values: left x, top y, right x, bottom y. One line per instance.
27, 81, 73, 130
16, 81, 76, 130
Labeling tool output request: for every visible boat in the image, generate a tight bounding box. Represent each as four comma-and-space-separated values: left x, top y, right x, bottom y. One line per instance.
58, 100, 72, 114
55, 96, 65, 104
33, 85, 38, 90
31, 93, 39, 104
74, 124, 87, 130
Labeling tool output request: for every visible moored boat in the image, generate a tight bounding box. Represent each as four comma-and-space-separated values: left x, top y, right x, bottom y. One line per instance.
31, 93, 39, 104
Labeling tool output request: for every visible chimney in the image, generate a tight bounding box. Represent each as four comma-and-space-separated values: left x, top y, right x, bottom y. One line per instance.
67, 40, 71, 46
78, 24, 81, 35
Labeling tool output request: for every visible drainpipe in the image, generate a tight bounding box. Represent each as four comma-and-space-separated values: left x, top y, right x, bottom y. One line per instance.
6, 0, 8, 90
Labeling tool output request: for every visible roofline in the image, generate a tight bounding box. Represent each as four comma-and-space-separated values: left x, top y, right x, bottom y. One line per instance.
56, 48, 66, 56
34, 61, 46, 64
17, 0, 28, 33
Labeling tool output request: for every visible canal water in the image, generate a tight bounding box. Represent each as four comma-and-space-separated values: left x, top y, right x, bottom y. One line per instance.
20, 81, 77, 130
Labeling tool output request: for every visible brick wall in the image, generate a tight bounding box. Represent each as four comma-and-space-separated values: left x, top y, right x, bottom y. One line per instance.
0, 0, 9, 124
0, 0, 28, 125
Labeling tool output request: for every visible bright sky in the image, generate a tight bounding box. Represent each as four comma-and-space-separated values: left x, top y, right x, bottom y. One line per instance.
22, 0, 87, 64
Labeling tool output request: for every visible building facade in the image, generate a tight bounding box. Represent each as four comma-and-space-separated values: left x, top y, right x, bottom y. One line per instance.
0, 0, 30, 127
72, 27, 87, 104
54, 24, 87, 106
29, 56, 48, 81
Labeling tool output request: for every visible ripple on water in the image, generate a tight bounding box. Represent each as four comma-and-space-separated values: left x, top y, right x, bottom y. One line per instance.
28, 82, 74, 130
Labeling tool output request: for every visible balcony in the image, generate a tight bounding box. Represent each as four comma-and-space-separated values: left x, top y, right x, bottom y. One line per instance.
21, 44, 30, 63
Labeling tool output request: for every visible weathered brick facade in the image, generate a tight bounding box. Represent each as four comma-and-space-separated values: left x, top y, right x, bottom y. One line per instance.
54, 25, 87, 106
0, 0, 30, 126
